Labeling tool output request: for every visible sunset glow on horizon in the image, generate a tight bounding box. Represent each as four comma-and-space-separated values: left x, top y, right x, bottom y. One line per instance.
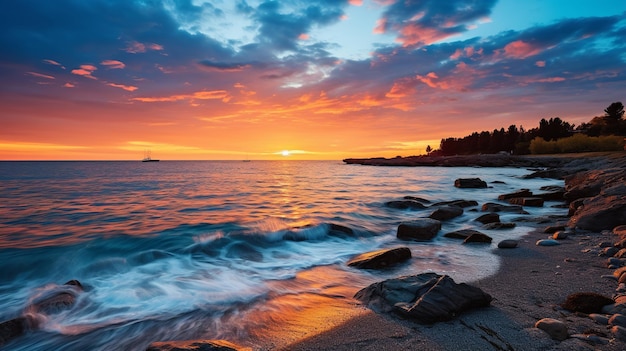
1, 0, 626, 160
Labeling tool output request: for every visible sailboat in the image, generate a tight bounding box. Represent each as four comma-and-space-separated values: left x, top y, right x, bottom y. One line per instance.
142, 150, 160, 162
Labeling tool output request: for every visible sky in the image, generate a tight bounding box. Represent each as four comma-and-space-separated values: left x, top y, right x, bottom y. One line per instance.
1, 0, 626, 160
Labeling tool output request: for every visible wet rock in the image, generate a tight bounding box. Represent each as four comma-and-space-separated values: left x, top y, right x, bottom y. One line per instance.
403, 196, 431, 204
454, 178, 487, 188
534, 190, 565, 201
0, 317, 32, 346
483, 222, 516, 230
561, 292, 614, 314
429, 205, 463, 221
354, 273, 492, 324
535, 318, 568, 341
497, 189, 532, 200
536, 239, 560, 246
508, 197, 544, 207
443, 229, 483, 240
475, 213, 500, 224
481, 202, 526, 213
328, 223, 355, 237
569, 195, 626, 231
32, 280, 84, 315
463, 233, 492, 244
146, 339, 249, 351
397, 219, 441, 241
347, 247, 412, 269
385, 200, 427, 210
498, 239, 519, 249
431, 200, 478, 208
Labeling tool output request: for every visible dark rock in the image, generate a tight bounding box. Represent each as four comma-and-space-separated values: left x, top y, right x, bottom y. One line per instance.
475, 213, 500, 224
347, 247, 412, 269
463, 233, 493, 244
385, 200, 427, 210
540, 185, 566, 192
561, 292, 614, 314
428, 205, 463, 221
454, 178, 487, 188
397, 219, 441, 241
536, 239, 560, 246
481, 202, 526, 213
403, 196, 431, 203
552, 231, 568, 240
0, 317, 33, 346
616, 238, 626, 249
354, 273, 492, 324
483, 222, 516, 230
328, 223, 354, 237
146, 339, 247, 351
535, 318, 568, 341
568, 198, 587, 217
508, 197, 544, 207
544, 225, 566, 234
523, 169, 568, 179
32, 280, 84, 315
534, 190, 565, 201
497, 189, 532, 200
569, 195, 626, 231
615, 225, 626, 238
498, 240, 519, 249
431, 200, 478, 208
443, 229, 484, 240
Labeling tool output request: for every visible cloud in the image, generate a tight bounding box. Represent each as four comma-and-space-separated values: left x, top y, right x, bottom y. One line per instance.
71, 64, 98, 79
101, 60, 126, 69
26, 71, 55, 79
198, 60, 251, 72
43, 59, 66, 69
124, 41, 164, 54
131, 90, 230, 103
107, 83, 138, 91
502, 40, 542, 59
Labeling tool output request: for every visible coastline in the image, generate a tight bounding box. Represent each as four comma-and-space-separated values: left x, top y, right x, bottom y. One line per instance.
278, 152, 626, 351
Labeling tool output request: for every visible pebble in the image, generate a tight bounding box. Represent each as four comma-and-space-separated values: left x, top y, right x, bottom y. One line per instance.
536, 239, 560, 246
609, 314, 626, 327
589, 313, 609, 325
616, 248, 626, 258
612, 325, 626, 341
552, 231, 568, 240
535, 318, 568, 341
617, 283, 626, 294
600, 247, 619, 257
497, 239, 518, 249
599, 241, 614, 248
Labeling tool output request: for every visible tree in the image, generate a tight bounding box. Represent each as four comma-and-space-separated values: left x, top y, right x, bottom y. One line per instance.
604, 102, 624, 122
425, 145, 432, 155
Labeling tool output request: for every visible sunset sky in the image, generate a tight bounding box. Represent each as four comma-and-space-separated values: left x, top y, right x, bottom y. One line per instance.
2, 0, 626, 160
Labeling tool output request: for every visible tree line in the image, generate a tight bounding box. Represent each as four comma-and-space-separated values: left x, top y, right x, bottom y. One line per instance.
431, 101, 625, 156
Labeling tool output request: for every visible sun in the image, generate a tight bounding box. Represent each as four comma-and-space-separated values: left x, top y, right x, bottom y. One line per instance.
281, 150, 290, 157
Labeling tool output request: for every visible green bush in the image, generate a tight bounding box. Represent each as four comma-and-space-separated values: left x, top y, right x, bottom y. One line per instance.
529, 134, 625, 154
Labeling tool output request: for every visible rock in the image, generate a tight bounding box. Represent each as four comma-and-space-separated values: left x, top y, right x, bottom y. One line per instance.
475, 213, 500, 224
569, 195, 626, 231
347, 247, 412, 269
589, 313, 609, 325
354, 273, 492, 324
568, 198, 586, 217
609, 314, 626, 327
429, 205, 463, 221
615, 225, 626, 238
431, 200, 478, 208
534, 318, 568, 341
385, 200, 427, 210
146, 339, 249, 351
561, 292, 614, 314
32, 280, 84, 315
397, 219, 441, 241
552, 231, 568, 240
614, 267, 626, 279
463, 233, 492, 244
483, 222, 516, 230
454, 178, 487, 188
615, 249, 626, 259
443, 229, 483, 240
508, 197, 544, 207
612, 325, 626, 341
0, 317, 33, 347
536, 239, 560, 246
535, 190, 565, 201
497, 189, 532, 200
328, 223, 355, 237
616, 238, 626, 249
403, 196, 431, 204
544, 225, 566, 233
498, 239, 519, 249
481, 202, 526, 213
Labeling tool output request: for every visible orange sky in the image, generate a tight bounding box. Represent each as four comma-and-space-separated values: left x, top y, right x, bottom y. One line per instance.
1, 0, 625, 160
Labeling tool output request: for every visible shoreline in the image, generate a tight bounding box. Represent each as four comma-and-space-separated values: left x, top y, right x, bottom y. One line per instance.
277, 152, 626, 351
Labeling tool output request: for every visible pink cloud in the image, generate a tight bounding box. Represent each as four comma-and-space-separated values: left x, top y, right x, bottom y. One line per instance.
71, 65, 98, 79
101, 60, 126, 69
503, 40, 542, 59
535, 60, 546, 67
373, 18, 387, 34
298, 33, 309, 40
43, 59, 65, 69
349, 0, 362, 5
131, 90, 230, 103
63, 83, 75, 88
397, 23, 453, 47
26, 72, 55, 80
385, 77, 417, 98
107, 83, 138, 91
125, 41, 164, 54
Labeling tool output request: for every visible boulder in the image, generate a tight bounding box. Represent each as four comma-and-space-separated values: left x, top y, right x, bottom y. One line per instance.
535, 318, 568, 341
347, 247, 412, 269
474, 213, 500, 224
497, 189, 532, 200
354, 273, 492, 324
431, 200, 478, 208
463, 233, 493, 244
534, 190, 565, 201
397, 219, 441, 241
454, 178, 487, 188
508, 197, 544, 207
328, 223, 355, 237
146, 339, 249, 351
481, 202, 526, 213
569, 195, 626, 231
498, 240, 519, 249
385, 200, 427, 210
443, 229, 484, 240
483, 222, 516, 230
0, 317, 32, 347
403, 196, 431, 204
561, 292, 614, 314
428, 205, 463, 221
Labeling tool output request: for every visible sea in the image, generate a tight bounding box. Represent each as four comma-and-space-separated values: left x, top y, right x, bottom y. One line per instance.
0, 160, 566, 350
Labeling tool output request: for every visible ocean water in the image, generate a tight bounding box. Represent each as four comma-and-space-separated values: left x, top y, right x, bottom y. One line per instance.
0, 161, 565, 350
